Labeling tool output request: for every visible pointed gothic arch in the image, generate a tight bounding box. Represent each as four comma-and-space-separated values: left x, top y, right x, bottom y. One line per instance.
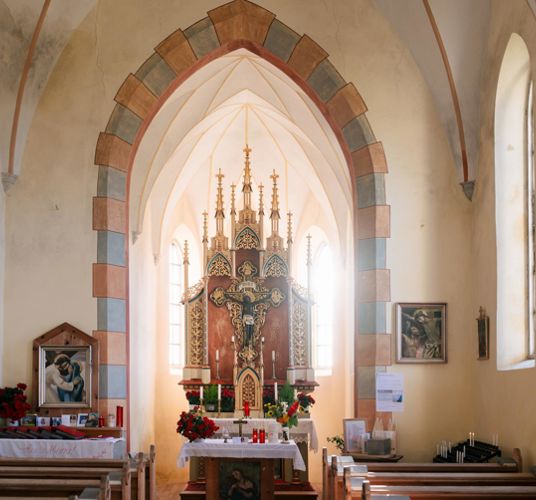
92, 0, 390, 429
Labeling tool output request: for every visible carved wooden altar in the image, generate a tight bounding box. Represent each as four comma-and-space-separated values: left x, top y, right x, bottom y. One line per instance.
179, 146, 317, 414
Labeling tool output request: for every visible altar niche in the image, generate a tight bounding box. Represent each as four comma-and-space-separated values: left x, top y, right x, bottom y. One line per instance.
180, 146, 317, 414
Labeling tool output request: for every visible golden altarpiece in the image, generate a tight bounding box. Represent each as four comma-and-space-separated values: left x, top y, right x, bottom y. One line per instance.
179, 146, 317, 413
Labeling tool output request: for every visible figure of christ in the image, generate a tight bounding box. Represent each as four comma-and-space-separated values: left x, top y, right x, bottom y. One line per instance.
227, 290, 270, 348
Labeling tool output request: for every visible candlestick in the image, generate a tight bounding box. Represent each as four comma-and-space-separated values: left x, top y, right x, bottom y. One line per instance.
218, 384, 221, 401
200, 385, 204, 403
216, 349, 219, 361
274, 382, 278, 401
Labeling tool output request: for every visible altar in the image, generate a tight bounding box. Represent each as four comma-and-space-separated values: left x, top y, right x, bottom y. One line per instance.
178, 439, 306, 499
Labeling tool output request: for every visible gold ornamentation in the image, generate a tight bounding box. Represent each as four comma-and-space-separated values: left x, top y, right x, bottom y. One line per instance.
183, 280, 205, 302
292, 299, 307, 367
190, 301, 205, 365
208, 253, 231, 276
264, 254, 288, 277
236, 227, 260, 249
242, 373, 256, 407
237, 260, 257, 279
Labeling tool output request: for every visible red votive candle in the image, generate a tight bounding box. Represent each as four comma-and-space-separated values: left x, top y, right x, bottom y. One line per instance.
252, 428, 258, 443
259, 429, 266, 444
98, 416, 105, 428
116, 406, 123, 427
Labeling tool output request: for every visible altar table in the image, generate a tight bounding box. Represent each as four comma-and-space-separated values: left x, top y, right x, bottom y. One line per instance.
212, 417, 318, 451
177, 438, 305, 470
0, 438, 125, 459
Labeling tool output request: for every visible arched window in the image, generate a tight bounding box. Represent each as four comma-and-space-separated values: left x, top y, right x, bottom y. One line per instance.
495, 33, 534, 368
311, 242, 334, 373
169, 242, 184, 373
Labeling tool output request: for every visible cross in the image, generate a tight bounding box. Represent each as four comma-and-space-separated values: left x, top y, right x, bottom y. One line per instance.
243, 144, 252, 157
270, 169, 279, 185
233, 417, 248, 440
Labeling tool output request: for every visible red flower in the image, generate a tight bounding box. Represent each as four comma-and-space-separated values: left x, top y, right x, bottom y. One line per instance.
176, 409, 219, 441
0, 383, 31, 420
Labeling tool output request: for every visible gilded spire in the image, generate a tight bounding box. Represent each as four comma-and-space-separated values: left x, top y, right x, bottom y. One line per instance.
306, 233, 312, 267
183, 240, 189, 265
230, 183, 236, 217
202, 212, 208, 243
242, 144, 253, 209
258, 183, 264, 216
287, 212, 293, 245
215, 168, 225, 236
270, 169, 280, 237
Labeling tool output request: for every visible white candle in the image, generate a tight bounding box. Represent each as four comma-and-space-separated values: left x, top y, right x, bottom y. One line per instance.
274, 382, 278, 401
218, 384, 221, 401
272, 350, 275, 361
216, 350, 219, 361
200, 386, 204, 401
294, 388, 297, 400
232, 335, 235, 343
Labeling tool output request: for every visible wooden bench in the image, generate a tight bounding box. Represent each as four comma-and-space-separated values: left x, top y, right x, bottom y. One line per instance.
0, 474, 111, 499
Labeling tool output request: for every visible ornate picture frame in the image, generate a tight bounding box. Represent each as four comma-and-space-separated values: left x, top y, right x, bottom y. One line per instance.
33, 322, 99, 415
396, 303, 447, 363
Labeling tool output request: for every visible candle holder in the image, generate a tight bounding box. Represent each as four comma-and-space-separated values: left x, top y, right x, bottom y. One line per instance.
217, 399, 221, 417
216, 359, 220, 379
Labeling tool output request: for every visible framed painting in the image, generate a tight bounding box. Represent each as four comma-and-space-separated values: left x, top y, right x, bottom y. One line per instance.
477, 307, 489, 360
343, 418, 367, 453
33, 322, 98, 414
396, 303, 447, 363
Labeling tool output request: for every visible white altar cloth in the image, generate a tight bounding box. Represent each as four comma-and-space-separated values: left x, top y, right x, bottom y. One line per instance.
0, 438, 125, 459
177, 438, 306, 471
212, 418, 318, 452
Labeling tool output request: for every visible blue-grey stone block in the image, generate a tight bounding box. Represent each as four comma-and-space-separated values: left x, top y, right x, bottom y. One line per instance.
97, 298, 126, 333
98, 231, 126, 267
184, 17, 220, 59
99, 364, 127, 399
307, 59, 345, 102
97, 166, 126, 201
263, 20, 300, 62
105, 105, 142, 145
358, 302, 386, 334
357, 173, 386, 208
342, 115, 376, 152
135, 53, 176, 97
358, 238, 386, 271
357, 366, 385, 399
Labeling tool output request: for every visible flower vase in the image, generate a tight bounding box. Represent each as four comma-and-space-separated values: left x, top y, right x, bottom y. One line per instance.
282, 427, 290, 443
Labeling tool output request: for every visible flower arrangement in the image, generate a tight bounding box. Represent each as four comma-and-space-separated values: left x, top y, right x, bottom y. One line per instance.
176, 408, 219, 442
0, 383, 31, 421
185, 390, 200, 405
297, 392, 315, 410
221, 387, 235, 412
264, 400, 301, 428
327, 435, 345, 452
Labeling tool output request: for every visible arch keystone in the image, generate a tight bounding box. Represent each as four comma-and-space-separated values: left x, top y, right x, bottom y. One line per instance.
208, 0, 275, 45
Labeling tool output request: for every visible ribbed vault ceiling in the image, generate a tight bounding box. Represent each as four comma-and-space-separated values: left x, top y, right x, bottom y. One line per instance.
130, 49, 351, 259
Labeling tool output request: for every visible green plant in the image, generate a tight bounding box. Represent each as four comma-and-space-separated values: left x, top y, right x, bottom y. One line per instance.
264, 400, 300, 428
204, 384, 218, 405
279, 382, 294, 405
327, 435, 345, 452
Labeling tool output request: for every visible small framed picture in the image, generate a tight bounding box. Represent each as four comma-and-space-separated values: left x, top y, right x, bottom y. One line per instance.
343, 418, 367, 453
61, 414, 76, 426
21, 414, 37, 426
477, 307, 489, 360
51, 417, 62, 426
396, 303, 447, 363
85, 412, 99, 427
77, 413, 89, 426
36, 416, 50, 426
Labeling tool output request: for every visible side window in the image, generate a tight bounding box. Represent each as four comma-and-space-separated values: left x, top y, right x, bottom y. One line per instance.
495, 33, 533, 367
169, 242, 184, 372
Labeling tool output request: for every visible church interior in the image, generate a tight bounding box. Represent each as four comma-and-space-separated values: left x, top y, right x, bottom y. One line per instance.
1, 0, 536, 497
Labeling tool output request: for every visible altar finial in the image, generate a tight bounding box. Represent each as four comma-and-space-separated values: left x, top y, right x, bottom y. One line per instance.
215, 169, 225, 236
242, 144, 253, 209
258, 183, 264, 216
184, 240, 189, 264
202, 212, 208, 243
270, 169, 281, 239
287, 212, 293, 245
230, 183, 236, 216
306, 233, 312, 267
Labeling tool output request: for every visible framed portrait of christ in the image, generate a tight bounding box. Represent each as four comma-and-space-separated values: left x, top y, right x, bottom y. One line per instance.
33, 322, 99, 414
396, 303, 447, 363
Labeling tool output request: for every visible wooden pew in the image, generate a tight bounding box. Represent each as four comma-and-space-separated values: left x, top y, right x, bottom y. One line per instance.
0, 474, 111, 499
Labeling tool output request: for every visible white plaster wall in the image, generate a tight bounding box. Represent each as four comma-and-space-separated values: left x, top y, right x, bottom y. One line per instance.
471, 0, 536, 470
129, 205, 157, 452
